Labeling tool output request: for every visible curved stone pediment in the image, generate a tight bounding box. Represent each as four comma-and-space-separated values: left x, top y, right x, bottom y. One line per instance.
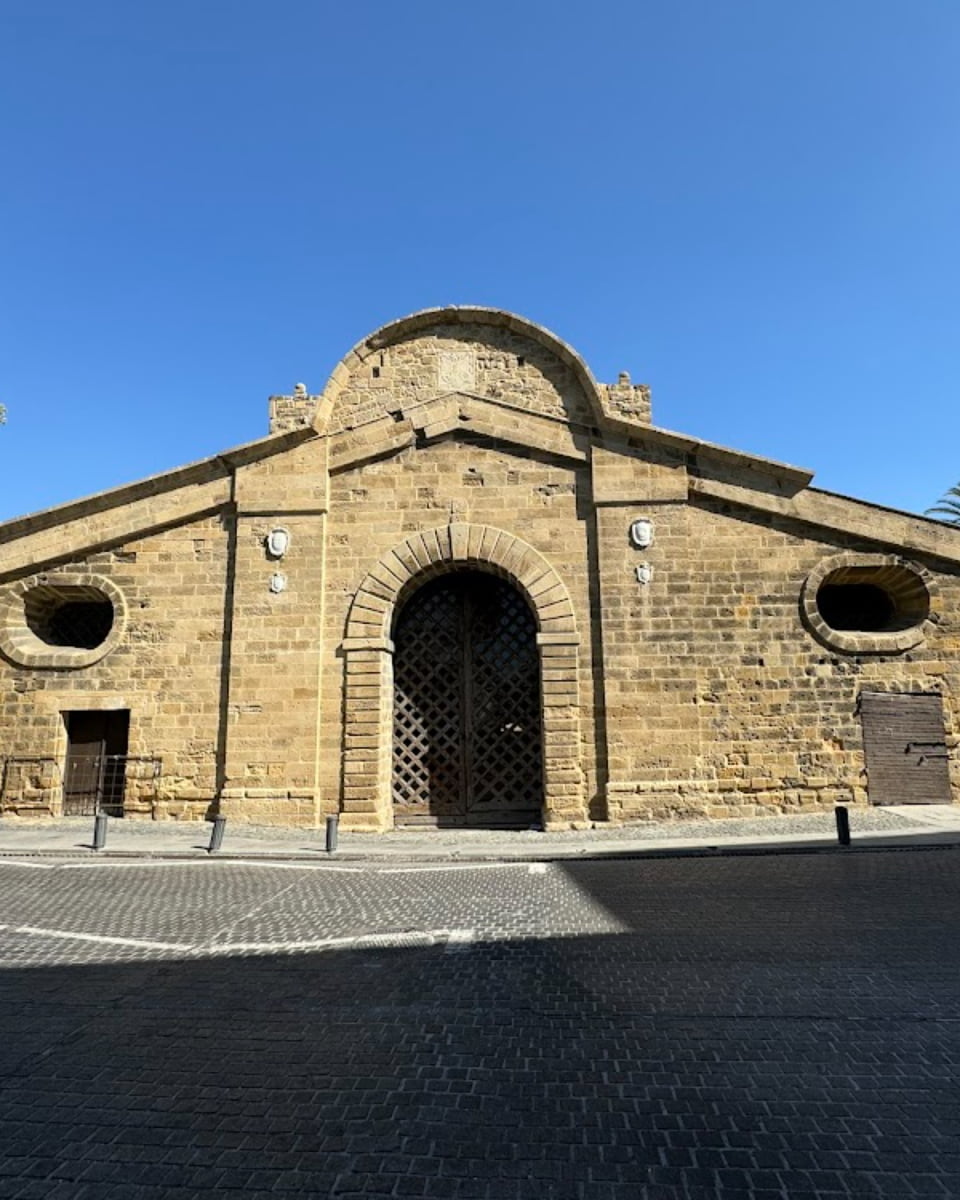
317, 307, 603, 437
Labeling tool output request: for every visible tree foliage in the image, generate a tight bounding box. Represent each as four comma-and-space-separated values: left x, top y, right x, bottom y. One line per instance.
927, 485, 960, 525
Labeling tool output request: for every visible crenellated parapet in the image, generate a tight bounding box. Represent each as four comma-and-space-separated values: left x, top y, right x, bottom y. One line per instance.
268, 383, 319, 434
602, 371, 652, 425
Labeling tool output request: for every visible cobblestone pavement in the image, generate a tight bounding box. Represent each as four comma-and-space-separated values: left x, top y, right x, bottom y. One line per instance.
1, 850, 959, 1197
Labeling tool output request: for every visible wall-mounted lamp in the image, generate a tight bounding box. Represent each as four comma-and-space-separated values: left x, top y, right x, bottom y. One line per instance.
629, 519, 653, 549
266, 527, 291, 559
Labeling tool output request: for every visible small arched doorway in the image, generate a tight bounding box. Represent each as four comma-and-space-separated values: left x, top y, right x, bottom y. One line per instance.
392, 569, 544, 828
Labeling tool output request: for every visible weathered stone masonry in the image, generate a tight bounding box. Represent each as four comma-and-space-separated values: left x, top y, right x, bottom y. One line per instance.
2, 306, 959, 828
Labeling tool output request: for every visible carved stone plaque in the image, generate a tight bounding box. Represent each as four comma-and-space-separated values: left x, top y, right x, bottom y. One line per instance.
437, 350, 476, 393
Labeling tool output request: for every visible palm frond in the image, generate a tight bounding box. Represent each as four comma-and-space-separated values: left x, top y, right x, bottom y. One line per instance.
926, 483, 960, 523
927, 508, 960, 523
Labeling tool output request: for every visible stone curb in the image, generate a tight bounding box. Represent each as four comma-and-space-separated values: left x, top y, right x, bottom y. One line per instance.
1, 839, 959, 865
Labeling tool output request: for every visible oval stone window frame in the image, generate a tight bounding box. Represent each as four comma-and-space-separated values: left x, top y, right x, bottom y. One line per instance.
0, 572, 128, 669
800, 553, 937, 655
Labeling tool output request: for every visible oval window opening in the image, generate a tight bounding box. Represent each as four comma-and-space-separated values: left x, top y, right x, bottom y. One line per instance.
813, 565, 929, 634
816, 583, 895, 632
24, 589, 115, 650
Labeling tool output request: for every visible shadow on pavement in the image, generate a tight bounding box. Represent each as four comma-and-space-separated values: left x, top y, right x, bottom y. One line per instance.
533, 827, 960, 864
0, 851, 959, 1198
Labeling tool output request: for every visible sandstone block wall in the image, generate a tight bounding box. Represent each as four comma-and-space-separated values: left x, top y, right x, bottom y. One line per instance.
2, 306, 959, 827
599, 489, 960, 821
0, 513, 229, 818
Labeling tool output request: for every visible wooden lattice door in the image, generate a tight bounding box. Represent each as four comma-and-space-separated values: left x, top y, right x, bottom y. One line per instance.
392, 571, 543, 827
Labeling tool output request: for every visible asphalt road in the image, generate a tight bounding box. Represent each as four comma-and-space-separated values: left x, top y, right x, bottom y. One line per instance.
1, 850, 959, 1198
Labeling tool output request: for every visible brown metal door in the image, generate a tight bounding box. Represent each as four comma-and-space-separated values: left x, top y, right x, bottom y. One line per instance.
63, 711, 130, 816
392, 571, 543, 828
859, 691, 951, 806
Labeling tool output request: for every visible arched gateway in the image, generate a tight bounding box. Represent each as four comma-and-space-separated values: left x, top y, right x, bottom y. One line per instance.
340, 523, 585, 832
393, 570, 542, 827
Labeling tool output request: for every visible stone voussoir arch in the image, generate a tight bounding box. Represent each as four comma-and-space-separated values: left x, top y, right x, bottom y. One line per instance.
339, 522, 585, 832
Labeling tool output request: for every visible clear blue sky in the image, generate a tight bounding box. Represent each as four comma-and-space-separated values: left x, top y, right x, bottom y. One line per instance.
2, 1, 958, 523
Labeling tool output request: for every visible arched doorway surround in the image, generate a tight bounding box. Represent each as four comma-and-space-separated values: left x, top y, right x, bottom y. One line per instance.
340, 523, 584, 831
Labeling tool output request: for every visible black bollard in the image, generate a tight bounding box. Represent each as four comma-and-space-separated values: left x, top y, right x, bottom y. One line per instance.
208, 815, 226, 854
835, 805, 851, 847
93, 812, 108, 851
326, 813, 339, 853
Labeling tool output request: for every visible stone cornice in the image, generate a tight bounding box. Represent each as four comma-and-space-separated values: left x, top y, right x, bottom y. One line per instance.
0, 426, 315, 546
328, 392, 589, 474
613, 421, 814, 491
690, 477, 960, 564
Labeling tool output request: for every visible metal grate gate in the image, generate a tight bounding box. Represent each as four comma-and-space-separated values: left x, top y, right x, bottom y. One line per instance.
62, 755, 162, 816
63, 754, 129, 816
392, 571, 543, 827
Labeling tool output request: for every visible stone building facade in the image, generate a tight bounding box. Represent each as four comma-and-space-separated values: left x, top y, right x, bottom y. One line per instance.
2, 307, 959, 829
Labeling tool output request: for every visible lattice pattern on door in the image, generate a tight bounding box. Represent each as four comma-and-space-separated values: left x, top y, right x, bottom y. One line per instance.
393, 582, 464, 818
392, 571, 543, 827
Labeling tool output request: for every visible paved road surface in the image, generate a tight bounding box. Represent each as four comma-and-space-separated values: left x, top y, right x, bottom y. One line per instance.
1, 850, 958, 1198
